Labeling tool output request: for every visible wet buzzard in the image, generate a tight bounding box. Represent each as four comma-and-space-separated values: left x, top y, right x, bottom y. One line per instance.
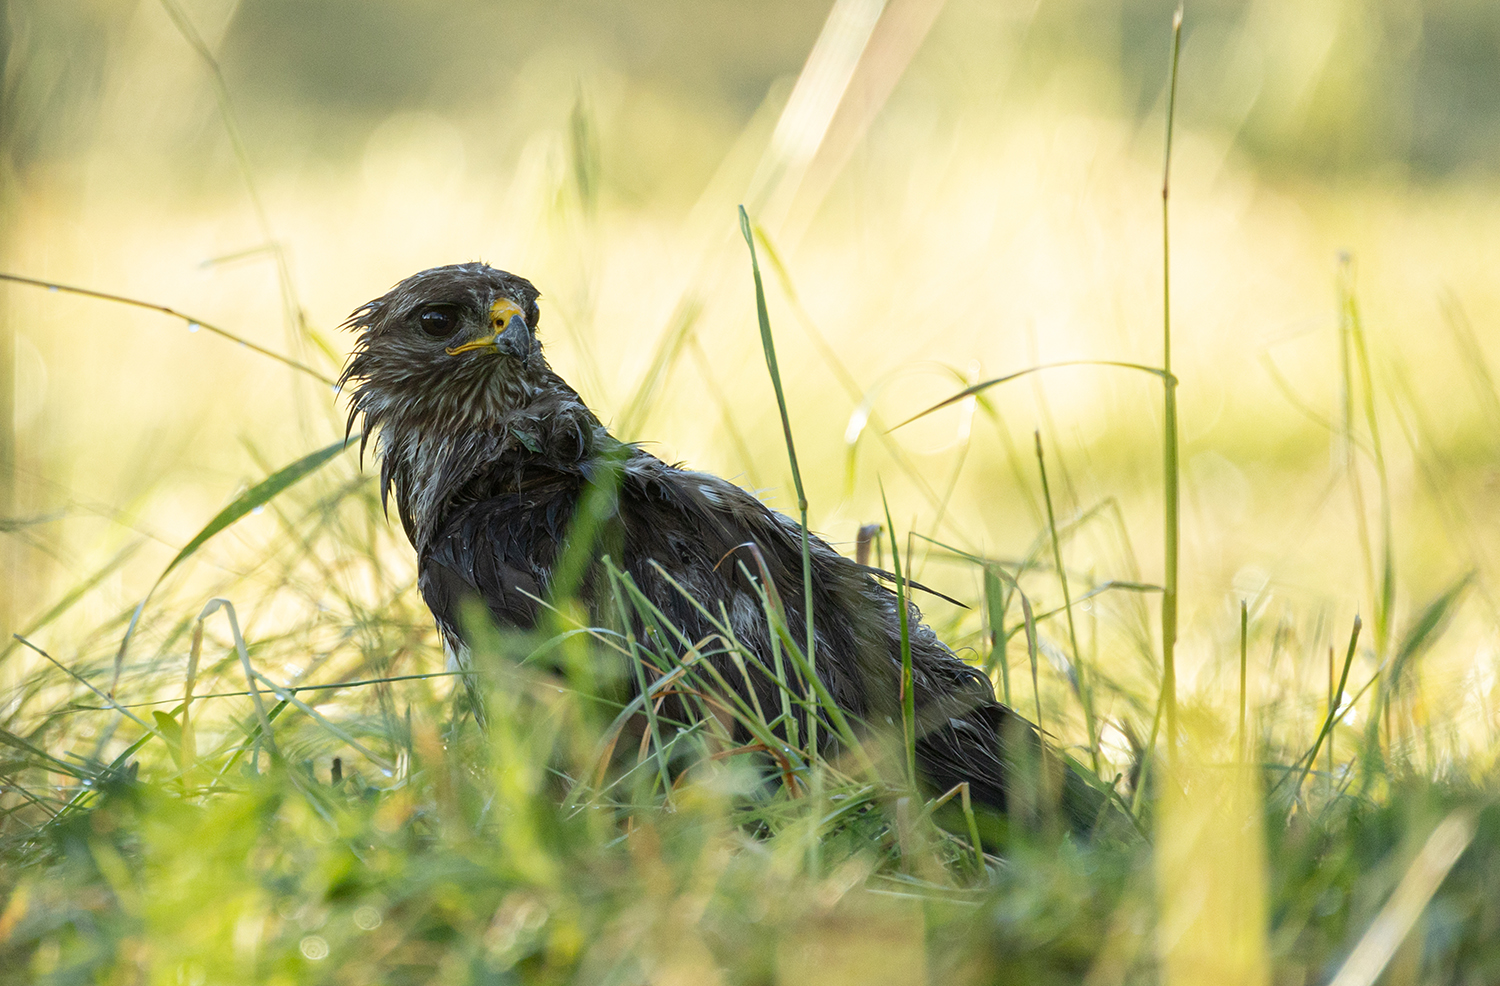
340, 262, 1102, 829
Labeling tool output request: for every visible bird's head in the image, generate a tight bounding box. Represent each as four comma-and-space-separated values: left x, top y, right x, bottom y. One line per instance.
339, 263, 550, 441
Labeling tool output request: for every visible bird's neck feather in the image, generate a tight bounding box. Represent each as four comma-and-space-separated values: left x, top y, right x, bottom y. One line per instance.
371, 372, 603, 551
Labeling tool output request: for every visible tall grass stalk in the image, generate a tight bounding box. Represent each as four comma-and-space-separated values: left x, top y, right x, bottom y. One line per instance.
983, 567, 1012, 705
739, 206, 817, 758
1328, 644, 1337, 794
1159, 5, 1184, 756
608, 568, 673, 800
1239, 599, 1249, 761
1283, 615, 1361, 799
984, 559, 1044, 730
1338, 255, 1397, 691
1033, 430, 1100, 774
881, 488, 918, 790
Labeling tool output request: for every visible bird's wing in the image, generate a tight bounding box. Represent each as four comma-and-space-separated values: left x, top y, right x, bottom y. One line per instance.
608, 453, 916, 721
613, 455, 1078, 811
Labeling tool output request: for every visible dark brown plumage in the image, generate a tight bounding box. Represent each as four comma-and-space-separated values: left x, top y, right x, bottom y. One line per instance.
341, 262, 1103, 830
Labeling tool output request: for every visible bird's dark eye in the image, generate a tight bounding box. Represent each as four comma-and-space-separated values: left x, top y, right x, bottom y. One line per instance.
417, 306, 460, 338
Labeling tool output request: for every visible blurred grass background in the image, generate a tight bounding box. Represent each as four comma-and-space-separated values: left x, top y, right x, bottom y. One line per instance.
5, 0, 1500, 983
7, 0, 1500, 759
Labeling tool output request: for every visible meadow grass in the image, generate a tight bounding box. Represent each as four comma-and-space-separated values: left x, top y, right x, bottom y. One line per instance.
6, 4, 1500, 985
4, 186, 1500, 983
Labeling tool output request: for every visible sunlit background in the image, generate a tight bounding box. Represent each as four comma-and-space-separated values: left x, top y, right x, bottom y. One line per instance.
6, 0, 1500, 773
10, 2, 1500, 982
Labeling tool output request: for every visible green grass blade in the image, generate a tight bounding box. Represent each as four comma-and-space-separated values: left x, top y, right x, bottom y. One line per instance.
1159, 4, 1184, 755
1391, 575, 1472, 684
0, 272, 331, 385
881, 488, 917, 790
1240, 599, 1249, 761
740, 204, 817, 754
1034, 430, 1099, 775
1282, 615, 1361, 800
892, 360, 1176, 431
159, 436, 354, 581
111, 437, 355, 692
983, 567, 1010, 705
982, 562, 1044, 730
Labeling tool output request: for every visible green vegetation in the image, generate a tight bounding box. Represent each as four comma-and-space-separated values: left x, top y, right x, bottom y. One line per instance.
3, 293, 1500, 983
5, 187, 1500, 983
7, 0, 1500, 983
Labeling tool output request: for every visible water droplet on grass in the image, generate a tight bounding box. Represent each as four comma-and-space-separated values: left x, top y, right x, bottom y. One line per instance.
187, 322, 200, 333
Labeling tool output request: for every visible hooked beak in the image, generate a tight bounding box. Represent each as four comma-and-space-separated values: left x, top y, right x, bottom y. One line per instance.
445, 298, 537, 359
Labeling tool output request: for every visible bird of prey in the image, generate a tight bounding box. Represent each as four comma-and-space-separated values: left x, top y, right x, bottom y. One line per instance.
341, 262, 1103, 830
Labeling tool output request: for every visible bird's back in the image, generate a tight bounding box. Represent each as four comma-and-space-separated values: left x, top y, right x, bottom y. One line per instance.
418, 440, 1105, 830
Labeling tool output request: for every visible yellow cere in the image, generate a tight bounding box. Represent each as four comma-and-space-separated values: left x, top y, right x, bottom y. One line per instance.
488, 298, 525, 329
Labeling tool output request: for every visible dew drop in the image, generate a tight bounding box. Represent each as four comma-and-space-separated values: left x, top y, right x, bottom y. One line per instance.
48, 285, 59, 292
187, 322, 200, 333
251, 505, 265, 515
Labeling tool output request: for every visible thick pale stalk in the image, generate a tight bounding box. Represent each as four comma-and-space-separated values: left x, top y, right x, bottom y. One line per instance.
1160, 6, 1184, 755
